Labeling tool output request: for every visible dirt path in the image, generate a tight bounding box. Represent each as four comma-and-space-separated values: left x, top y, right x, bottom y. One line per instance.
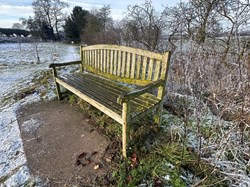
17, 100, 117, 186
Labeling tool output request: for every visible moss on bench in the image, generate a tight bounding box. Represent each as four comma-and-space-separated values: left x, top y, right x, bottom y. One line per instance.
49, 44, 171, 158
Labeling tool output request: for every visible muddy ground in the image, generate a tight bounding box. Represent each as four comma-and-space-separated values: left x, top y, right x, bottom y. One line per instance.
17, 100, 119, 186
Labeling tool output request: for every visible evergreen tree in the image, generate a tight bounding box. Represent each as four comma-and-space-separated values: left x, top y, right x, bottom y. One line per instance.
63, 6, 89, 42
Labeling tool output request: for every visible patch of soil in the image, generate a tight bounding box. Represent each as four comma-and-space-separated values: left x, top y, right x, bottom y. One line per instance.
17, 100, 118, 186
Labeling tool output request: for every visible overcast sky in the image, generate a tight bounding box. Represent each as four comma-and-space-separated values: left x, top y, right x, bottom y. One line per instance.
0, 0, 184, 28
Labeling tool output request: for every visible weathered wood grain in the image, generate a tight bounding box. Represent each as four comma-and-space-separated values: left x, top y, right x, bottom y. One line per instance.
147, 58, 154, 81
141, 56, 148, 80
136, 55, 142, 79
131, 53, 136, 79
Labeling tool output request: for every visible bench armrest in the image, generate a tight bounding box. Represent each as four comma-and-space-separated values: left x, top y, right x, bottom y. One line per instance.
49, 60, 82, 68
117, 79, 164, 104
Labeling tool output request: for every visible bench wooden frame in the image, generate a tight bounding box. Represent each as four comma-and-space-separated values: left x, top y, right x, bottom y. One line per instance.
49, 44, 170, 157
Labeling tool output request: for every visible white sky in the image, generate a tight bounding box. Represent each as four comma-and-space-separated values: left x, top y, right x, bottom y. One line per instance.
0, 0, 186, 28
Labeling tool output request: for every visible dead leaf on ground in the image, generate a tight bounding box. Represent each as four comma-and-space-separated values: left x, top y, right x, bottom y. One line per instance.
130, 153, 138, 168
76, 151, 98, 167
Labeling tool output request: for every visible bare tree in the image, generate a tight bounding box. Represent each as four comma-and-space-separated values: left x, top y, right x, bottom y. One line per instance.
22, 0, 68, 40
216, 0, 250, 65
51, 0, 69, 40
122, 0, 165, 51
189, 0, 221, 43
12, 23, 25, 30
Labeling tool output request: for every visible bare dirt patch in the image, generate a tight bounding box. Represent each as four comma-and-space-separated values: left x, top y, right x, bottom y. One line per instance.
17, 100, 118, 186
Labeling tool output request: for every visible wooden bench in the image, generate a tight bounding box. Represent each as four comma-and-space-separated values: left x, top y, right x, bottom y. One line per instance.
49, 44, 171, 157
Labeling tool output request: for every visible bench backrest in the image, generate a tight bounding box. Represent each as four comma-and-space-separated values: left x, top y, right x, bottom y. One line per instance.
80, 44, 170, 86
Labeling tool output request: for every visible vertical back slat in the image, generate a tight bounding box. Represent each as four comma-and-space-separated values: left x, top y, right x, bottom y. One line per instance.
113, 50, 117, 75
110, 50, 114, 74
89, 50, 93, 67
96, 49, 99, 70
85, 50, 88, 65
100, 49, 103, 71
147, 58, 154, 80
86, 50, 89, 65
106, 50, 110, 74
160, 52, 170, 80
136, 55, 142, 79
121, 51, 126, 77
83, 50, 85, 64
153, 60, 161, 81
90, 50, 93, 67
130, 53, 136, 79
93, 50, 96, 68
88, 50, 91, 65
126, 53, 131, 78
82, 50, 86, 65
103, 49, 107, 72
117, 50, 122, 76
141, 56, 148, 80
98, 49, 101, 70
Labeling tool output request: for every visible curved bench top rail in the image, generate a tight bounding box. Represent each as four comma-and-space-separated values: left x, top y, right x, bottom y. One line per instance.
80, 44, 170, 86
81, 44, 163, 61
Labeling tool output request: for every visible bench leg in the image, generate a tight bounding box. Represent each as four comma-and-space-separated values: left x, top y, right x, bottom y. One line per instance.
122, 122, 127, 158
55, 82, 62, 100
122, 102, 130, 158
154, 104, 163, 125
155, 85, 165, 125
51, 67, 62, 100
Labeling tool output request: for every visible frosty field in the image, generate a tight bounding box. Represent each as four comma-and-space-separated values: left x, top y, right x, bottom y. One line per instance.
0, 42, 79, 186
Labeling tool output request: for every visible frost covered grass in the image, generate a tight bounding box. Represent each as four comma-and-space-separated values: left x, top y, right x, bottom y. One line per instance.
108, 110, 225, 186
162, 96, 250, 186
165, 39, 250, 186
109, 100, 249, 186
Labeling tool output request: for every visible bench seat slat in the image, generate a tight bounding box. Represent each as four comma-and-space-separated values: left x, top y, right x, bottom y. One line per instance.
80, 73, 160, 107
55, 77, 123, 123
58, 75, 140, 117
59, 79, 122, 115
71, 73, 160, 107
57, 74, 160, 117
59, 76, 123, 114
60, 74, 159, 116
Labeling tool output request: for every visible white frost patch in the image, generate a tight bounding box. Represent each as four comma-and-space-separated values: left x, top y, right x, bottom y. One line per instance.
0, 105, 27, 183
0, 92, 43, 186
22, 119, 40, 133
1, 165, 30, 187
162, 95, 250, 186
163, 175, 170, 181
19, 92, 41, 107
